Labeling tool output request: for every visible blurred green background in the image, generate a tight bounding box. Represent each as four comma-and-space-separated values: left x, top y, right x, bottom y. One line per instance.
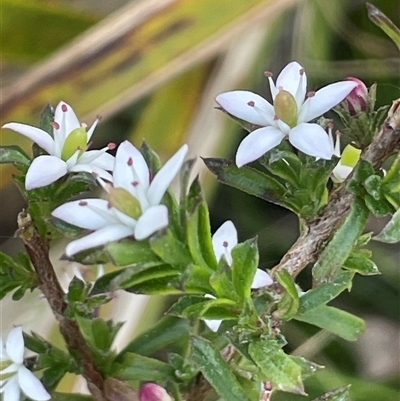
0, 0, 399, 398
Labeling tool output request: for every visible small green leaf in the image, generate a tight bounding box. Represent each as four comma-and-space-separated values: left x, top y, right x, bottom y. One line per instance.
275, 269, 299, 319
290, 355, 324, 379
249, 338, 305, 394
107, 240, 160, 266
183, 264, 214, 293
313, 197, 369, 284
113, 353, 175, 382
0, 145, 30, 168
294, 305, 365, 341
231, 238, 259, 303
190, 336, 252, 401
140, 141, 162, 175
299, 271, 354, 313
373, 208, 400, 243
343, 256, 380, 275
210, 261, 238, 301
311, 385, 351, 401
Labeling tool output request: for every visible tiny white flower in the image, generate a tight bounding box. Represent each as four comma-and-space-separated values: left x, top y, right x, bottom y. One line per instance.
204, 221, 273, 332
52, 140, 188, 256
0, 327, 51, 401
2, 101, 115, 190
215, 61, 357, 166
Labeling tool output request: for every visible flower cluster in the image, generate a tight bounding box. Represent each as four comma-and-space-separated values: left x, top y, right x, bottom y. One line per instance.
215, 61, 357, 166
0, 327, 50, 401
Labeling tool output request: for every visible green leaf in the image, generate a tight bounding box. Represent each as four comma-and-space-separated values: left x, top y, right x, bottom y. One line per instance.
294, 305, 365, 341
373, 208, 400, 243
210, 261, 238, 301
183, 263, 214, 293
150, 228, 192, 267
113, 353, 175, 382
107, 240, 161, 266
121, 316, 189, 357
248, 338, 305, 394
0, 145, 30, 169
299, 271, 354, 314
231, 238, 259, 303
312, 197, 369, 284
190, 336, 252, 401
275, 269, 299, 319
366, 2, 400, 50
343, 255, 380, 275
381, 154, 400, 208
311, 385, 351, 401
203, 157, 289, 208
140, 141, 162, 175
290, 355, 324, 379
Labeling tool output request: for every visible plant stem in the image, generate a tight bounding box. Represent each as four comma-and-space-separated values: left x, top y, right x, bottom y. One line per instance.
16, 211, 107, 401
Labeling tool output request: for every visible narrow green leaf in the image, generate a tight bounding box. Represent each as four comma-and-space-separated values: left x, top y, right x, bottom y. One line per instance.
313, 197, 369, 284
107, 240, 160, 266
140, 141, 162, 175
183, 264, 214, 293
343, 256, 380, 275
190, 336, 252, 401
367, 2, 400, 50
290, 356, 324, 379
373, 208, 400, 243
231, 238, 259, 302
0, 145, 30, 168
299, 271, 354, 314
311, 385, 351, 401
275, 269, 299, 319
114, 353, 175, 382
248, 338, 305, 394
294, 305, 365, 341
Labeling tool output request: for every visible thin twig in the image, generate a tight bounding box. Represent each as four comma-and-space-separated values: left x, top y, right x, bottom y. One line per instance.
16, 211, 107, 401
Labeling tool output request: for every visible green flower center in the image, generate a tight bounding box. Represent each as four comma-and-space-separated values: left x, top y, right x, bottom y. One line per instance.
274, 89, 298, 128
108, 187, 142, 219
61, 127, 87, 161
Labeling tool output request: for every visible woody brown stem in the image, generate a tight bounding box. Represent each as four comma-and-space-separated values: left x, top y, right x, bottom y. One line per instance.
16, 211, 107, 401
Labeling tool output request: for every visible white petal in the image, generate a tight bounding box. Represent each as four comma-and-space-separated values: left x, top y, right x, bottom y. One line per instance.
69, 164, 113, 182
54, 101, 80, 139
276, 61, 306, 100
2, 377, 20, 401
52, 199, 118, 230
212, 221, 237, 265
25, 156, 67, 190
114, 141, 150, 193
147, 144, 188, 206
78, 151, 115, 170
18, 366, 51, 400
65, 225, 135, 256
5, 327, 24, 364
251, 269, 273, 288
2, 123, 54, 154
289, 123, 332, 160
204, 319, 222, 332
215, 91, 275, 126
298, 81, 357, 123
134, 205, 169, 240
236, 127, 286, 167
332, 163, 353, 182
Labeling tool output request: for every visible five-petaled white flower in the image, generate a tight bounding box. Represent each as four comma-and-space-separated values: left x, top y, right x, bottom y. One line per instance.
205, 220, 273, 332
0, 326, 51, 401
215, 61, 357, 167
2, 101, 115, 190
52, 140, 188, 256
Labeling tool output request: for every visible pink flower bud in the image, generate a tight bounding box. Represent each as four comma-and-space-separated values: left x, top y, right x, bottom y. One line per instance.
139, 383, 172, 401
344, 77, 368, 115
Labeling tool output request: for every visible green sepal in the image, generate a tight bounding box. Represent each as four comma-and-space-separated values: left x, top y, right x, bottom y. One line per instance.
275, 269, 299, 319
231, 237, 259, 303
312, 197, 369, 284
299, 270, 354, 314
311, 385, 351, 401
248, 338, 305, 394
190, 336, 252, 401
140, 141, 162, 175
186, 177, 217, 270
373, 208, 400, 243
113, 352, 175, 382
294, 305, 365, 341
0, 145, 30, 170
120, 316, 189, 357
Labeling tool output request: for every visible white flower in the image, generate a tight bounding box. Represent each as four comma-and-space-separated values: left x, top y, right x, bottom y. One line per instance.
215, 61, 357, 166
0, 327, 51, 401
52, 140, 188, 256
205, 221, 273, 332
2, 101, 115, 190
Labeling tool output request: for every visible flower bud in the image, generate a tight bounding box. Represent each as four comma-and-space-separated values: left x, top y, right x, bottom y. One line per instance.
343, 77, 368, 115
139, 383, 172, 401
